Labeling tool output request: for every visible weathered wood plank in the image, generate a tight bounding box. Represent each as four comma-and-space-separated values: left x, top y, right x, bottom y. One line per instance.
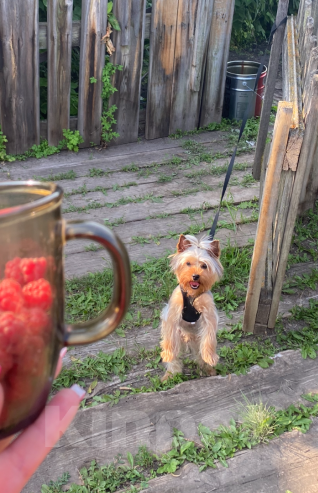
253, 0, 289, 180
109, 0, 146, 145
169, 0, 215, 134
138, 421, 318, 493
0, 0, 40, 154
268, 76, 318, 327
40, 116, 78, 139
243, 102, 293, 333
199, 0, 235, 126
39, 20, 81, 49
303, 47, 318, 117
64, 222, 259, 278
145, 0, 179, 140
23, 350, 318, 491
47, 0, 73, 145
77, 0, 108, 147
299, 0, 313, 50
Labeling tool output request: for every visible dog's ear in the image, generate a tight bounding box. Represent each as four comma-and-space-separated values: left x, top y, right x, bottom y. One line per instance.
177, 235, 192, 253
208, 239, 221, 258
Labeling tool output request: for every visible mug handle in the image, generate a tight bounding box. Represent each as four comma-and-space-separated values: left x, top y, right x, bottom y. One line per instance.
63, 220, 131, 346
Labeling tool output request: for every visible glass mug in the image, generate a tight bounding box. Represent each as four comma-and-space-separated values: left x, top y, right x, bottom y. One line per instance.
0, 182, 131, 439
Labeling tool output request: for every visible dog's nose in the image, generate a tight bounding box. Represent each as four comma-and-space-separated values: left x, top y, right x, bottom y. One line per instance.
192, 274, 200, 281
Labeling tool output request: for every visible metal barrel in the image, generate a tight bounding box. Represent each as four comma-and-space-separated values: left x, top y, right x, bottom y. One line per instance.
222, 61, 267, 120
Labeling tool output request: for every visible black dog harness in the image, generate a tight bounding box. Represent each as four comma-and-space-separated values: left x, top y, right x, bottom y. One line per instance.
181, 288, 201, 323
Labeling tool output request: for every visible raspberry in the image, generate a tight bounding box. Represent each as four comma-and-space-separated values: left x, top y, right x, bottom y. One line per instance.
22, 279, 53, 311
0, 279, 24, 312
20, 257, 47, 284
18, 308, 51, 340
0, 312, 25, 353
4, 257, 24, 285
0, 349, 13, 379
6, 367, 33, 403
21, 337, 46, 376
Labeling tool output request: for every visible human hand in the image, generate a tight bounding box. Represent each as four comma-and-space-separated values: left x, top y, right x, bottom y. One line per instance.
0, 348, 86, 492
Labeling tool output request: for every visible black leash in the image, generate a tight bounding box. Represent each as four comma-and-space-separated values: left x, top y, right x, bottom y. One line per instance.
208, 16, 288, 241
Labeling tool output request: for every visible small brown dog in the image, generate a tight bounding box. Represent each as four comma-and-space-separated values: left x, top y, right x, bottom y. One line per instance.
160, 234, 223, 381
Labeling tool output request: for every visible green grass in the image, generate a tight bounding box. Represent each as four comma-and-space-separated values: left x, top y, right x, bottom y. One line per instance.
33, 170, 77, 182
42, 399, 318, 492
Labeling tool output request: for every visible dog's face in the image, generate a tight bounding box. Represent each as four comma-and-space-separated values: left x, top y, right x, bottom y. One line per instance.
171, 235, 223, 297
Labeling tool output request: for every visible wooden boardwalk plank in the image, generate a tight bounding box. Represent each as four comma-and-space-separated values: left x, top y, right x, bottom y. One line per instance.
139, 422, 318, 492
7, 131, 228, 179
110, 0, 146, 145
145, 0, 179, 140
169, 0, 214, 134
0, 0, 40, 154
24, 350, 318, 491
199, 0, 235, 126
78, 0, 108, 147
47, 0, 73, 145
64, 221, 258, 277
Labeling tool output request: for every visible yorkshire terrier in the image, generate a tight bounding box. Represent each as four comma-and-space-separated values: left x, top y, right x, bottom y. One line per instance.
160, 234, 223, 381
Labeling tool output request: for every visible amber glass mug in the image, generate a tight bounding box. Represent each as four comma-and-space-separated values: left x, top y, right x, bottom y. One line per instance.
0, 182, 131, 439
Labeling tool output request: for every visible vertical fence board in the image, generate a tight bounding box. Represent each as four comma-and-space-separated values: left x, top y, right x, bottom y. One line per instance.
47, 0, 73, 146
0, 0, 40, 155
252, 0, 289, 180
78, 0, 107, 147
199, 0, 235, 126
145, 0, 179, 140
169, 0, 214, 134
268, 76, 318, 327
243, 102, 293, 334
109, 0, 146, 145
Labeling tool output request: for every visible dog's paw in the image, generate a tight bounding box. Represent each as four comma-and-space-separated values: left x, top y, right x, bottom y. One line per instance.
202, 352, 219, 367
161, 371, 174, 382
201, 365, 217, 377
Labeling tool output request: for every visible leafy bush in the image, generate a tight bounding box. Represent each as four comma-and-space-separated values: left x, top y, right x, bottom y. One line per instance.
62, 129, 84, 152
232, 0, 300, 47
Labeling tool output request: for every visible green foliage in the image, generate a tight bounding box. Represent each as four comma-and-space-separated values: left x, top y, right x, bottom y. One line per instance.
0, 127, 14, 162
33, 170, 77, 182
107, 2, 121, 31
62, 129, 84, 152
41, 401, 318, 491
53, 348, 132, 391
232, 0, 300, 47
101, 59, 123, 144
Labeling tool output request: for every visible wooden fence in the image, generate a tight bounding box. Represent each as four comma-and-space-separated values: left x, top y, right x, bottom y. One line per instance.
0, 0, 234, 155
243, 0, 318, 334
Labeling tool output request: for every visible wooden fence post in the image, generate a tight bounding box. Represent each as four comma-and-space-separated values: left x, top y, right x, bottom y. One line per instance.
252, 0, 289, 180
268, 76, 318, 327
243, 102, 293, 333
0, 0, 40, 155
47, 0, 73, 146
78, 0, 108, 147
199, 0, 235, 126
168, 0, 215, 135
145, 0, 179, 140
109, 0, 146, 145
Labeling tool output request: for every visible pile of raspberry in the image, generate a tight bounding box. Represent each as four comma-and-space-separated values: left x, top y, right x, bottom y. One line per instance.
0, 257, 53, 411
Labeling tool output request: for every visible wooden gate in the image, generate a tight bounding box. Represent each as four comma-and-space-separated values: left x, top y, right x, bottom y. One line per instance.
0, 0, 234, 155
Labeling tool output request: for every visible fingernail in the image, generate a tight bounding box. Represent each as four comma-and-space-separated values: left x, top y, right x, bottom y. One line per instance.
71, 384, 86, 400
60, 347, 68, 359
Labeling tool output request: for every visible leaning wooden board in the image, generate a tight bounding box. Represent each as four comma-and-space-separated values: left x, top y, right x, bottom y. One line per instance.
110, 0, 146, 145
0, 0, 40, 155
24, 350, 318, 491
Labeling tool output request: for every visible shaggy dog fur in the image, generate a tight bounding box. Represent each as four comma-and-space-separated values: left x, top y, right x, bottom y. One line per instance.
160, 234, 223, 381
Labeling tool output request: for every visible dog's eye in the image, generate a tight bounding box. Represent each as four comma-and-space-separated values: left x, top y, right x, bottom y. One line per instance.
201, 264, 207, 269
186, 262, 191, 266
